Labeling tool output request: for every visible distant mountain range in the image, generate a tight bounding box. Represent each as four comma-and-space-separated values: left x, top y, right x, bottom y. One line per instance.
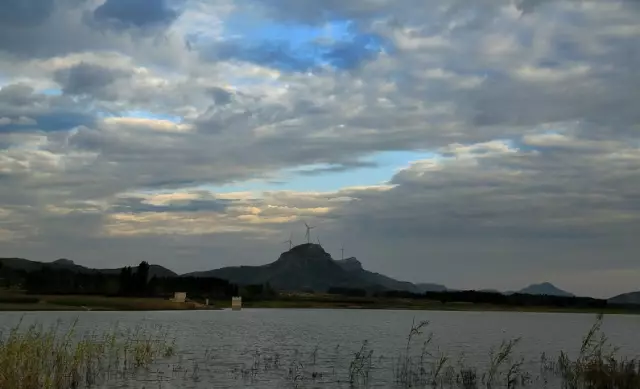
608, 291, 640, 305
512, 282, 575, 297
1, 247, 635, 303
184, 243, 427, 292
0, 257, 177, 279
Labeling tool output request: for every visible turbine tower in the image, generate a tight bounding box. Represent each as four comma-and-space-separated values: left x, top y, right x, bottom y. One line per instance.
340, 244, 345, 260
304, 221, 315, 244
283, 232, 293, 250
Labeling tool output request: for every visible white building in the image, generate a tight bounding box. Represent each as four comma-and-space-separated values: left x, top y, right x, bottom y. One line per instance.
172, 292, 187, 303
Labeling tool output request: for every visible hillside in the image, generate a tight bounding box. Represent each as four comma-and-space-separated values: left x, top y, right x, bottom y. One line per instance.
416, 283, 449, 293
187, 244, 374, 291
0, 257, 177, 279
187, 245, 449, 293
517, 282, 574, 297
335, 257, 421, 293
608, 291, 640, 305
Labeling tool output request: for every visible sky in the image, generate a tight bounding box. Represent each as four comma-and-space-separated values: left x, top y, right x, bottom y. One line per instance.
1, 0, 639, 298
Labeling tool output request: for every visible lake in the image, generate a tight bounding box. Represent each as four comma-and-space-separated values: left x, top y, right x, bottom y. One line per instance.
1, 309, 639, 388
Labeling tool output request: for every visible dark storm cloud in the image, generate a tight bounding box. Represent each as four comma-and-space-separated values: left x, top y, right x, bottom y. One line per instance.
513, 0, 553, 14
54, 62, 131, 100
0, 84, 95, 133
0, 0, 56, 27
208, 87, 233, 106
92, 0, 183, 30
0, 0, 188, 59
0, 0, 88, 57
34, 112, 95, 132
0, 84, 41, 106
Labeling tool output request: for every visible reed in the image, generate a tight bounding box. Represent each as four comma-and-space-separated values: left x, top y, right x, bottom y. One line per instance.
550, 313, 640, 389
0, 319, 175, 389
2, 314, 638, 389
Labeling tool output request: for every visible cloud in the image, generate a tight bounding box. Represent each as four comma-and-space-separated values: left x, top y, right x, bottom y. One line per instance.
0, 83, 95, 133
0, 116, 37, 127
92, 0, 183, 30
54, 62, 131, 100
1, 0, 640, 297
0, 0, 55, 28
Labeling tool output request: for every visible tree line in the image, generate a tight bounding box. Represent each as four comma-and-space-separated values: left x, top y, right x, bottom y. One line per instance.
1, 261, 276, 301
323, 287, 615, 309
375, 289, 608, 309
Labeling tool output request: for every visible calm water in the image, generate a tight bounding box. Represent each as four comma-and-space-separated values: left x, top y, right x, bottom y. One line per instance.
1, 309, 639, 388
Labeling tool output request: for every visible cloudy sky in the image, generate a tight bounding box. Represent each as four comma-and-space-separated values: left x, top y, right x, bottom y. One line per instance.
1, 0, 639, 298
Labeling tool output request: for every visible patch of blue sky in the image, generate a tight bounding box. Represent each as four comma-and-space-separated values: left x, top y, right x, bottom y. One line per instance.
95, 109, 182, 123
121, 110, 183, 123
199, 150, 440, 194
40, 88, 63, 96
198, 14, 394, 72
0, 111, 95, 133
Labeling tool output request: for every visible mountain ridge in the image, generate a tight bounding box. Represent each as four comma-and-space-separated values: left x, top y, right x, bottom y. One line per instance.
516, 282, 574, 297
0, 257, 177, 279
608, 291, 640, 305
185, 244, 373, 291
0, 253, 603, 299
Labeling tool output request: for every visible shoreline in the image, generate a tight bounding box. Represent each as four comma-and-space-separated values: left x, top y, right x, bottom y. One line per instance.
0, 295, 638, 315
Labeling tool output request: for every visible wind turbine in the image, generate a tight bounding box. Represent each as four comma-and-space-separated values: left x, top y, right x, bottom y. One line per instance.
304, 221, 315, 244
340, 243, 345, 260
283, 232, 293, 250
316, 236, 322, 247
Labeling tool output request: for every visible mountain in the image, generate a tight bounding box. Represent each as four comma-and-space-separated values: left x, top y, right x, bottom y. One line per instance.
477, 289, 501, 293
187, 245, 450, 293
186, 244, 374, 292
335, 257, 421, 293
517, 282, 574, 297
416, 283, 449, 293
608, 291, 640, 305
0, 257, 177, 279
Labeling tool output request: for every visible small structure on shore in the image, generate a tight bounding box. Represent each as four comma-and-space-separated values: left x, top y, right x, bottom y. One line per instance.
172, 292, 186, 303
232, 296, 242, 311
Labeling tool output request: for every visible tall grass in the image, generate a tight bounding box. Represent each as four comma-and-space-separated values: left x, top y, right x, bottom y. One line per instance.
543, 313, 640, 389
1, 314, 638, 389
0, 319, 175, 389
217, 313, 636, 388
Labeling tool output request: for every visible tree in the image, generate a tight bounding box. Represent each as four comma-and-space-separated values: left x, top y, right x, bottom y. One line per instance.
119, 266, 133, 295
136, 261, 150, 296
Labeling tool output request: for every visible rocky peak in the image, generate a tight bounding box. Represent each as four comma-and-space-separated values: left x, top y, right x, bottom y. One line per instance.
53, 258, 75, 266
336, 257, 363, 272
274, 243, 334, 266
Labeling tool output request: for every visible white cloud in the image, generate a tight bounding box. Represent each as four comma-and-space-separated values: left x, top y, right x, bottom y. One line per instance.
0, 0, 639, 297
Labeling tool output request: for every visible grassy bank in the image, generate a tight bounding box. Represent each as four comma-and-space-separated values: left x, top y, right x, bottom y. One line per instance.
1, 291, 638, 314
